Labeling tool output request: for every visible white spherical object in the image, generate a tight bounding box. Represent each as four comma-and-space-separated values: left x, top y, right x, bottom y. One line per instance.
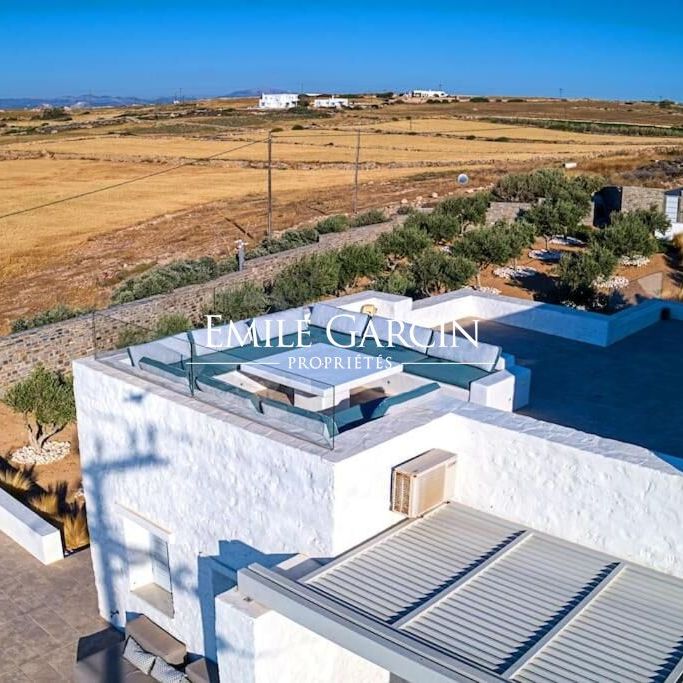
457, 173, 469, 185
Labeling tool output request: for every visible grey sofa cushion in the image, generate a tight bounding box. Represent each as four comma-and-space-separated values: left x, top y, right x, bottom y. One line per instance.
363, 315, 433, 353
123, 637, 156, 675
126, 616, 186, 666
185, 658, 219, 683
428, 332, 501, 371
253, 308, 309, 342
74, 640, 149, 683
150, 657, 190, 683
128, 334, 192, 367
190, 320, 252, 356
309, 303, 368, 337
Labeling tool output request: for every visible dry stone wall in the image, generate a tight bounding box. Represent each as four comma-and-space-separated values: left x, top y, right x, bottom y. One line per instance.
0, 221, 395, 392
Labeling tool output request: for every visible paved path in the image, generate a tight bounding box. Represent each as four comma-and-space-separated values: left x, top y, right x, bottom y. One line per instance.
0, 531, 107, 682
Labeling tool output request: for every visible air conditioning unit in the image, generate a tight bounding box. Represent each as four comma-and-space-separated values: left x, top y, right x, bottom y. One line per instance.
391, 449, 457, 518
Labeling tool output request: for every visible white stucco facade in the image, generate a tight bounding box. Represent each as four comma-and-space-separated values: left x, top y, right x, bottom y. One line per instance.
257, 93, 299, 109
73, 290, 683, 682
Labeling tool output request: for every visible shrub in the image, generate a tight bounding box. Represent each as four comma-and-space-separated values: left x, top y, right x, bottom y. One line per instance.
350, 209, 387, 227
373, 268, 415, 295
115, 326, 151, 349
11, 304, 94, 333
209, 282, 268, 321
405, 212, 461, 243
112, 257, 236, 304
246, 228, 318, 259
595, 211, 660, 257
315, 215, 349, 234
523, 197, 587, 239
555, 247, 617, 305
435, 192, 491, 226
410, 250, 477, 296
452, 222, 531, 286
292, 124, 305, 130
61, 506, 89, 550
154, 313, 192, 337
469, 96, 490, 103
268, 252, 341, 310
493, 169, 603, 204
28, 492, 61, 516
396, 204, 414, 215
377, 224, 432, 260
2, 365, 76, 450
0, 465, 36, 497
337, 244, 384, 290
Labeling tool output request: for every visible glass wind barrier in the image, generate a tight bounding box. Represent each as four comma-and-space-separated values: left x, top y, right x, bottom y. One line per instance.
91, 312, 338, 449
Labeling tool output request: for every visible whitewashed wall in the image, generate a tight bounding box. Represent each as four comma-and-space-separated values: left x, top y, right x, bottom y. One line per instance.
0, 487, 63, 564
443, 404, 683, 578
73, 359, 336, 657
216, 586, 388, 683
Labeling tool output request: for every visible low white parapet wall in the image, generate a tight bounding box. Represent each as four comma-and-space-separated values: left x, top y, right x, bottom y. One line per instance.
0, 487, 63, 564
336, 289, 683, 348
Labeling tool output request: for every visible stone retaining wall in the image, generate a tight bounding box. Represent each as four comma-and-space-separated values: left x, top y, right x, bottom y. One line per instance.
0, 221, 396, 392
485, 201, 532, 225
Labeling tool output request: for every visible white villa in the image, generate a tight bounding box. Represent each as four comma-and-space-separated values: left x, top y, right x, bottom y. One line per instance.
73, 289, 683, 682
410, 89, 449, 99
313, 97, 349, 109
257, 93, 299, 110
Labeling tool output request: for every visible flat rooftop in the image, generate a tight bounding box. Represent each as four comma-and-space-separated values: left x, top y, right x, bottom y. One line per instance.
461, 318, 683, 460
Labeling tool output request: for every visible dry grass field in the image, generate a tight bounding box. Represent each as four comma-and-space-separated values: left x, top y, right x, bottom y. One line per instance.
1, 96, 682, 331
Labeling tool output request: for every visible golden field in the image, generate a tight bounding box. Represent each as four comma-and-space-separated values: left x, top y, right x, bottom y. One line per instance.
1, 96, 682, 330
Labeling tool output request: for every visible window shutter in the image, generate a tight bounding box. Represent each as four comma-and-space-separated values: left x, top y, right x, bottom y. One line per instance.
150, 534, 171, 593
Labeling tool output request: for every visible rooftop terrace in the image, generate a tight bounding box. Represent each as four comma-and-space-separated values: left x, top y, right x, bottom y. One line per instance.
462, 318, 683, 460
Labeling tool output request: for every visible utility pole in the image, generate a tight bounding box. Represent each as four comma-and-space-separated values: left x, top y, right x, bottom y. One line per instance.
267, 133, 273, 236
352, 129, 361, 214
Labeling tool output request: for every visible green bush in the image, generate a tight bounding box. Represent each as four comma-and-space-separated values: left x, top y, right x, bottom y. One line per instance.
208, 282, 268, 322
246, 228, 318, 259
315, 215, 349, 234
452, 222, 532, 285
11, 304, 94, 333
410, 250, 477, 296
154, 313, 192, 337
396, 204, 414, 215
435, 192, 491, 226
112, 257, 236, 304
350, 209, 387, 227
337, 244, 384, 290
2, 365, 76, 449
555, 246, 617, 305
523, 197, 587, 238
405, 211, 461, 243
493, 169, 603, 204
292, 124, 305, 130
373, 268, 415, 296
268, 252, 341, 310
469, 96, 490, 103
377, 224, 432, 260
595, 211, 660, 257
115, 326, 151, 349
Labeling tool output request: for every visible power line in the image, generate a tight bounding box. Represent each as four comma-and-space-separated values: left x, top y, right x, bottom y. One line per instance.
0, 138, 267, 221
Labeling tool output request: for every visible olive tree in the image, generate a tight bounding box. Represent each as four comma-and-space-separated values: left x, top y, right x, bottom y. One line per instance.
3, 365, 76, 450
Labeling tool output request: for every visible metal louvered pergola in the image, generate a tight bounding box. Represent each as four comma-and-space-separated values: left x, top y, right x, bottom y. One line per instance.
238, 503, 683, 683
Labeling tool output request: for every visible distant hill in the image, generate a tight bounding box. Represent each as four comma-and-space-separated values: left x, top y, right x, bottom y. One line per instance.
0, 89, 283, 110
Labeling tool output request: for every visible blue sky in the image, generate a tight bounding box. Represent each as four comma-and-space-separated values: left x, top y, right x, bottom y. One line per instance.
2, 1, 681, 101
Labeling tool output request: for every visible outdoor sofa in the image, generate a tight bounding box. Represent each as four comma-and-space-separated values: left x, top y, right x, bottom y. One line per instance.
74, 614, 218, 682
125, 302, 503, 436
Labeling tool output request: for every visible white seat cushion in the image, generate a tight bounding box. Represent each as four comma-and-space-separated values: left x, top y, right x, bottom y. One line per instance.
190, 320, 252, 356
428, 332, 501, 370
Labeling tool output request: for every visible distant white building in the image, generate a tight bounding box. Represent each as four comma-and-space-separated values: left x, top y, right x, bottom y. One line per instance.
313, 97, 349, 109
258, 93, 299, 110
410, 89, 448, 98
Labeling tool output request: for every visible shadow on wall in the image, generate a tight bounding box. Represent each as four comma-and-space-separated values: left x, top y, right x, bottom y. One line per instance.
76, 389, 299, 670
198, 540, 295, 662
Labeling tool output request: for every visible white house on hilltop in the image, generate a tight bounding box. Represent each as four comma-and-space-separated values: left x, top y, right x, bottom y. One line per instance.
258, 93, 299, 109
313, 97, 349, 109
73, 289, 683, 682
410, 89, 448, 98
